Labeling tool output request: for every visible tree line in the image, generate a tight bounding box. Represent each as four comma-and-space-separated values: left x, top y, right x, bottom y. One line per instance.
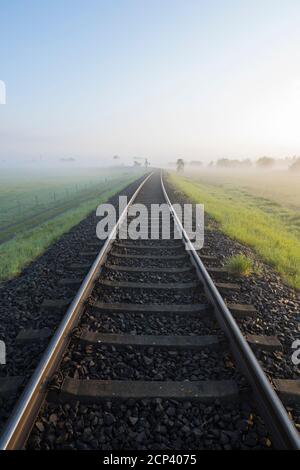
174, 156, 300, 172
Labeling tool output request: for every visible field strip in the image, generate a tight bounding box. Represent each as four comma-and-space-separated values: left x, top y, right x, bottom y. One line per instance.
167, 172, 300, 289
0, 174, 143, 281
0, 177, 127, 245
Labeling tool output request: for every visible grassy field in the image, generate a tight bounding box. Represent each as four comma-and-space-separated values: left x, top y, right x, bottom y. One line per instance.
168, 170, 300, 289
0, 167, 139, 244
182, 168, 300, 211
0, 167, 145, 281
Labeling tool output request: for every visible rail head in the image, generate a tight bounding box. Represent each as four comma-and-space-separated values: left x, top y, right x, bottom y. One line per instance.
0, 171, 153, 451
160, 170, 300, 450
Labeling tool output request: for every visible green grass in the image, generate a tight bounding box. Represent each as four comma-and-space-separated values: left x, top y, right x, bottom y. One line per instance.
0, 168, 140, 244
225, 254, 254, 277
0, 173, 144, 281
168, 173, 300, 289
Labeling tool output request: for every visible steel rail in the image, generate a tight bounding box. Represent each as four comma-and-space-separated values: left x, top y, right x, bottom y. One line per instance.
0, 172, 153, 450
161, 170, 300, 450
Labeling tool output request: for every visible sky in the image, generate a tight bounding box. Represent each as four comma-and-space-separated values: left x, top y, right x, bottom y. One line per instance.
1, 0, 300, 167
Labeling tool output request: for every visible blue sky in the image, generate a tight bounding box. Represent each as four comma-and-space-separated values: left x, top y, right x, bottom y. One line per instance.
1, 0, 300, 166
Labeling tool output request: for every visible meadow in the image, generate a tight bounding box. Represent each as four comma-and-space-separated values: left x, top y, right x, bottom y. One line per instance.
168, 168, 300, 289
0, 167, 144, 281
182, 168, 300, 211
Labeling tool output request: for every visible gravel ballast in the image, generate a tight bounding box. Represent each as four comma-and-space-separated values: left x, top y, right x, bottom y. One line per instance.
60, 343, 237, 381
27, 399, 272, 450
81, 310, 220, 336
0, 175, 147, 433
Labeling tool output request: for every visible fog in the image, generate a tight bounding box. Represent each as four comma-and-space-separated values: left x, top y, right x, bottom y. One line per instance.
175, 160, 300, 212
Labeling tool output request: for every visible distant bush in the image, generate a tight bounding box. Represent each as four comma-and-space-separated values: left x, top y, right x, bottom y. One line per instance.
216, 158, 238, 168
289, 158, 300, 171
216, 158, 252, 168
256, 157, 275, 168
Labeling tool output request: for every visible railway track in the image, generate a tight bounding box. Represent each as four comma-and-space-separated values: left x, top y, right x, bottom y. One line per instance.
0, 171, 299, 450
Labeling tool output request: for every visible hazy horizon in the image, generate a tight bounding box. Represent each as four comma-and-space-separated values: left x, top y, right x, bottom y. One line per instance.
1, 0, 300, 166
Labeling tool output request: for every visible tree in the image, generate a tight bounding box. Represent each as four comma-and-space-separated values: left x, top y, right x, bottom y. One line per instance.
240, 159, 252, 168
189, 160, 202, 166
176, 158, 185, 173
256, 157, 275, 168
216, 158, 240, 168
216, 158, 252, 168
289, 158, 300, 172
216, 158, 232, 167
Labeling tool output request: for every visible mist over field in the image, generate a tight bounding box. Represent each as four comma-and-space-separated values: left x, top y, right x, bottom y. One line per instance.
183, 167, 300, 209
